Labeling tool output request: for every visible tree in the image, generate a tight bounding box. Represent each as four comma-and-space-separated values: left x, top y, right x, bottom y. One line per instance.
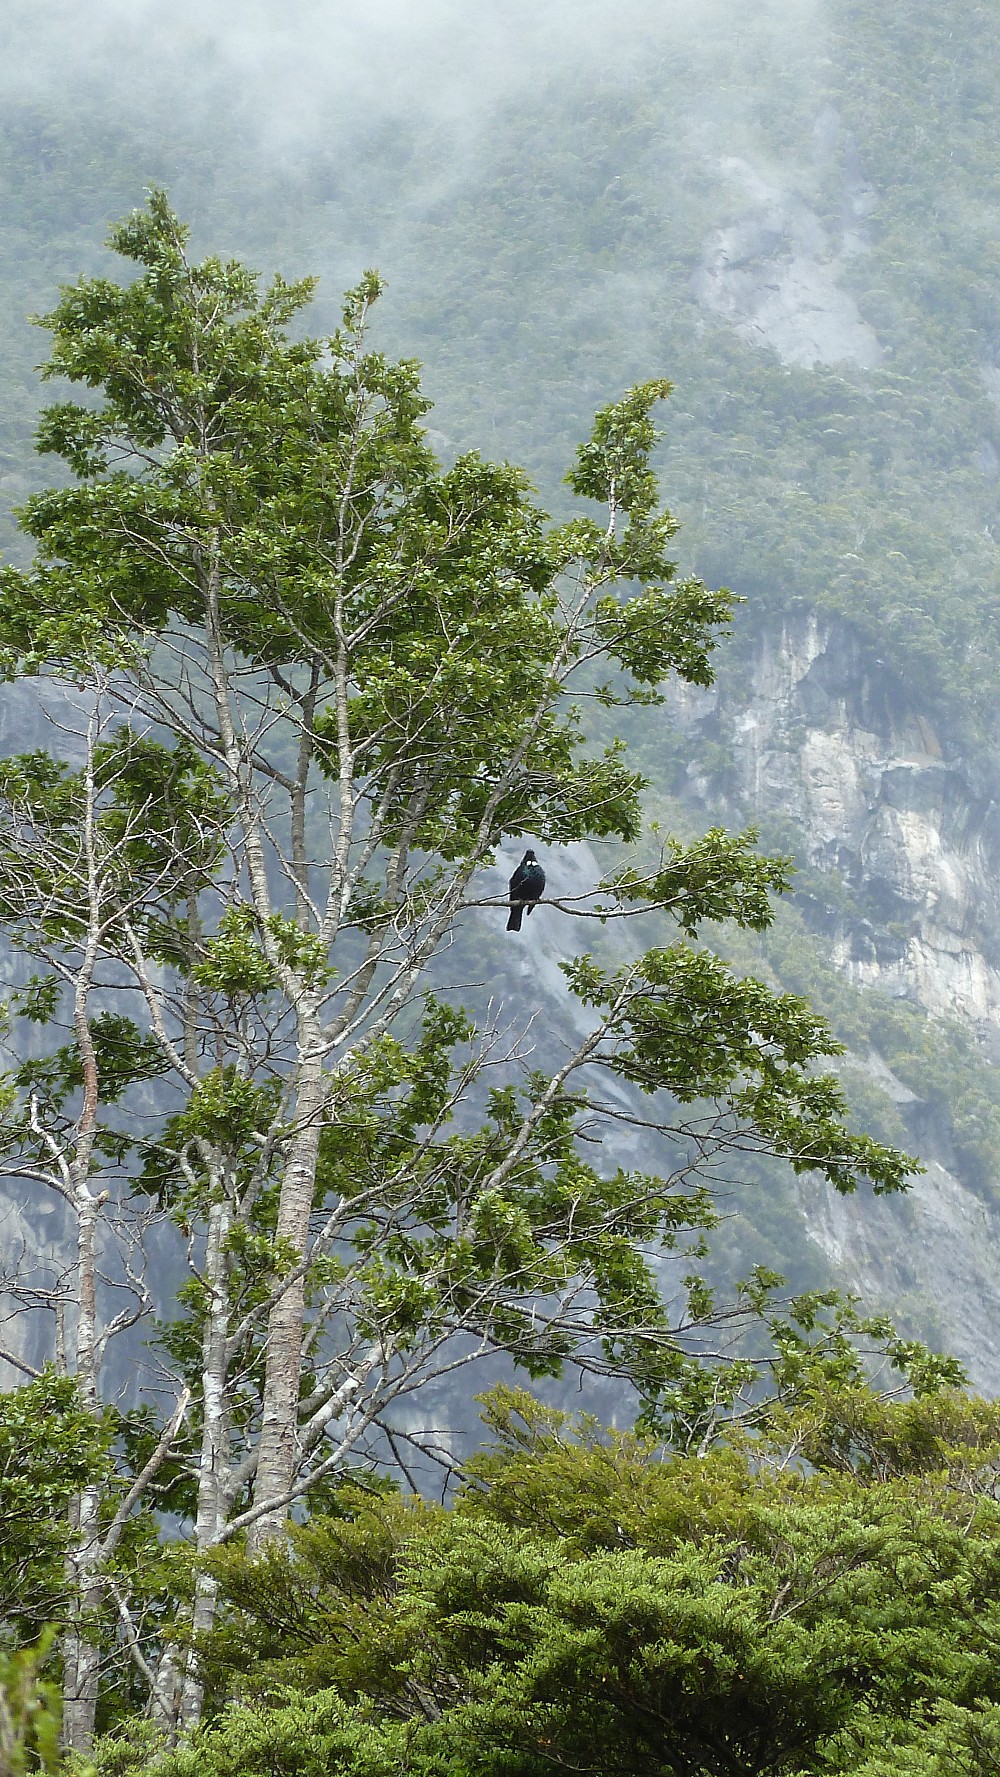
0, 1635, 66, 1777
0, 1374, 109, 1650
0, 191, 913, 1743
0, 708, 198, 1748
103, 1376, 1000, 1777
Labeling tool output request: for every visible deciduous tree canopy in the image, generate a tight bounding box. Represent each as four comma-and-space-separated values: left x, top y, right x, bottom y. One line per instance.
0, 193, 918, 1752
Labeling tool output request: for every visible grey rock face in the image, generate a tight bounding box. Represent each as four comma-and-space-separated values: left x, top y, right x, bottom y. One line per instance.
673, 616, 1000, 1037
693, 153, 882, 369
670, 614, 1000, 1387
800, 1154, 1000, 1388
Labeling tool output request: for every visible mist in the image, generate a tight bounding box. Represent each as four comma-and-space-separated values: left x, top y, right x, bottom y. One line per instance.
0, 0, 833, 268
4, 1, 828, 129
0, 0, 844, 560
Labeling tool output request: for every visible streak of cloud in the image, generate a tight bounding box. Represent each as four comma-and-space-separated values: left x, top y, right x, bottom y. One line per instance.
3, 0, 828, 149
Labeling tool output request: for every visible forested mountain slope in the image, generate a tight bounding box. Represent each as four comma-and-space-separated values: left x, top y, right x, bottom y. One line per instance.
3, 0, 1000, 1381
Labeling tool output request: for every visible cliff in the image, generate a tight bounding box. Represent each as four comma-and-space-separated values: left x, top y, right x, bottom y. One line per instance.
667, 615, 1000, 1387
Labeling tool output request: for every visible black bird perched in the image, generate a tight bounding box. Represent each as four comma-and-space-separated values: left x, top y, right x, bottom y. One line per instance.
506, 850, 545, 932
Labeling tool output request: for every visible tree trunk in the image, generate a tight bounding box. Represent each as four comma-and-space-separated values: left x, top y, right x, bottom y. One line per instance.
178, 1192, 232, 1729
153, 1191, 233, 1739
61, 1483, 103, 1756
62, 1184, 103, 1757
248, 1060, 326, 1551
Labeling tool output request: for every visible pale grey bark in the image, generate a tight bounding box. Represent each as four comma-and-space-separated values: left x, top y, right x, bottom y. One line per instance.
246, 1058, 326, 1553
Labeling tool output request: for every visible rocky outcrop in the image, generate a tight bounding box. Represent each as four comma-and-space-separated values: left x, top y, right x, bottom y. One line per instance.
668, 614, 1000, 1386
672, 615, 1000, 1040
693, 154, 882, 370
801, 1152, 1000, 1387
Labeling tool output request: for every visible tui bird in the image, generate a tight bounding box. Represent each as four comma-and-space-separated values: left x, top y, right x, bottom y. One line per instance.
506, 849, 545, 932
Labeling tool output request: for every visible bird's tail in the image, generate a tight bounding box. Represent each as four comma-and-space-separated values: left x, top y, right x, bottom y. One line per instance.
506, 905, 524, 932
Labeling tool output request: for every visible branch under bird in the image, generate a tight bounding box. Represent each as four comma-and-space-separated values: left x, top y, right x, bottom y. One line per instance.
506, 849, 545, 932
